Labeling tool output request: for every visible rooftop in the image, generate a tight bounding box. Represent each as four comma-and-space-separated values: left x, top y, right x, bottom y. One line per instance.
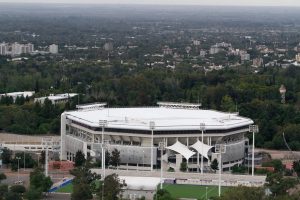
35, 93, 78, 101
0, 91, 35, 97
65, 107, 253, 131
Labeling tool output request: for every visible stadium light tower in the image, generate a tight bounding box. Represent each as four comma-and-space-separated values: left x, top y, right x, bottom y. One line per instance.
101, 140, 109, 200
16, 156, 21, 181
99, 120, 108, 171
215, 144, 226, 197
150, 121, 155, 171
158, 141, 166, 190
45, 146, 48, 177
249, 125, 259, 176
279, 85, 286, 104
200, 123, 205, 174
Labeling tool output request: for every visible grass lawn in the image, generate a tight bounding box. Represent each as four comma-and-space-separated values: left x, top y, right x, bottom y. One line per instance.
163, 184, 229, 199
56, 183, 73, 193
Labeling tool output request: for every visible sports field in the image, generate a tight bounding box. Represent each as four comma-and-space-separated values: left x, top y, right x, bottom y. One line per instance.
56, 183, 73, 193
163, 184, 229, 199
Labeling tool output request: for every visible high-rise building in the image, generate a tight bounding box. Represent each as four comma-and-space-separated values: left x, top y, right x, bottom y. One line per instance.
103, 42, 113, 51
209, 45, 220, 54
11, 42, 22, 56
11, 42, 34, 56
0, 43, 9, 55
193, 40, 201, 46
49, 44, 59, 54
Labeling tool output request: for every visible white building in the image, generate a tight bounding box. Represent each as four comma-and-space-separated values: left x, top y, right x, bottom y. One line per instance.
61, 102, 253, 172
0, 43, 9, 55
296, 53, 300, 63
253, 58, 264, 68
163, 47, 173, 55
34, 93, 78, 105
11, 42, 34, 56
241, 53, 250, 61
209, 45, 221, 55
103, 42, 113, 51
199, 50, 206, 57
49, 44, 59, 54
0, 91, 35, 102
216, 42, 231, 48
193, 40, 201, 46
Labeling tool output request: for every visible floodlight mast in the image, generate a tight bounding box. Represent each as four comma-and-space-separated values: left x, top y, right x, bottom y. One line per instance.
159, 141, 166, 190
150, 121, 155, 171
215, 144, 226, 197
99, 120, 108, 172
200, 123, 205, 174
101, 140, 109, 200
16, 156, 21, 181
249, 125, 259, 176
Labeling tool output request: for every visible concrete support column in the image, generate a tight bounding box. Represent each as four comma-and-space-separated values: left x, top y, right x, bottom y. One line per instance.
60, 113, 67, 160
197, 137, 200, 172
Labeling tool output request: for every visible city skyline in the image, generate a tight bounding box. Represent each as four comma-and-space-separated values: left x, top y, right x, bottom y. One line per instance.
0, 0, 300, 7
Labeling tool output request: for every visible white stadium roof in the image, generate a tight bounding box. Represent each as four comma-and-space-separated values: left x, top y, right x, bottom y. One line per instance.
65, 107, 253, 131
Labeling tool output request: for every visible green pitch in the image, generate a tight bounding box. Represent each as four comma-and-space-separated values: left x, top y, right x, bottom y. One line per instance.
163, 184, 229, 199
56, 183, 73, 193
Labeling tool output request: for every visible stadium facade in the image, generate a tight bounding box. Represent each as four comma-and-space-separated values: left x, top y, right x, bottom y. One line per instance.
61, 102, 253, 172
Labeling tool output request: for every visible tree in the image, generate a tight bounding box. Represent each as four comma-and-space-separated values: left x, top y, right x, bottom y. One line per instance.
72, 182, 93, 200
97, 173, 125, 200
211, 159, 219, 172
1, 148, 12, 164
70, 166, 101, 200
0, 184, 8, 199
110, 149, 120, 167
0, 173, 6, 183
293, 160, 300, 177
153, 189, 175, 200
180, 162, 187, 172
266, 172, 298, 196
105, 150, 111, 167
25, 168, 53, 200
11, 153, 37, 171
3, 191, 22, 200
40, 151, 45, 165
29, 168, 53, 193
10, 185, 26, 194
25, 187, 42, 200
74, 151, 86, 167
262, 159, 283, 172
213, 186, 264, 200
221, 95, 236, 112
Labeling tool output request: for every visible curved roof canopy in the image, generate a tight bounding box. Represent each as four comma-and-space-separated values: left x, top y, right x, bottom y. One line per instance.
166, 141, 195, 160
65, 107, 253, 131
190, 140, 213, 159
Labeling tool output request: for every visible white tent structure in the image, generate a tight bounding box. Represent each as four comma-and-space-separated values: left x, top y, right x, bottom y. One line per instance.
166, 140, 195, 160
190, 140, 213, 159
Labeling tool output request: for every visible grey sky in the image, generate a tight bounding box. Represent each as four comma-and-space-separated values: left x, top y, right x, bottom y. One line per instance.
0, 0, 300, 6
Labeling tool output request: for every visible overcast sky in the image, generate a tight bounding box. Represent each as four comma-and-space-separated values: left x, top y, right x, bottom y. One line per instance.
0, 0, 299, 6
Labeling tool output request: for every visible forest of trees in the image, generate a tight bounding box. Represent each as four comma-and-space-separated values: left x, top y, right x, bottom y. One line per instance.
1, 55, 300, 150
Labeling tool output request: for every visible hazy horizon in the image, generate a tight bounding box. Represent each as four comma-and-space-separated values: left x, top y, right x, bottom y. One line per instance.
0, 0, 300, 7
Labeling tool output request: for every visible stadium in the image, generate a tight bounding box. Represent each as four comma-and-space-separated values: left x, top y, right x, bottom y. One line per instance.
61, 102, 253, 172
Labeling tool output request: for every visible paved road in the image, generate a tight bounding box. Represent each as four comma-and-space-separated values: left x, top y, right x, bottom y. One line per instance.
256, 148, 300, 160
